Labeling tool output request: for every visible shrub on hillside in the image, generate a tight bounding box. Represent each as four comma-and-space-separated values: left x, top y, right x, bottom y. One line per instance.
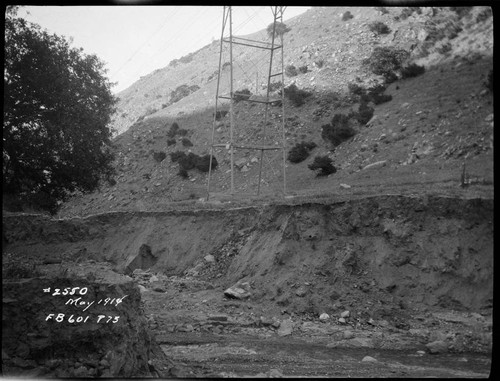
371, 93, 393, 105
284, 84, 312, 107
266, 22, 291, 39
177, 128, 188, 136
167, 122, 180, 138
342, 11, 353, 21
348, 83, 366, 97
181, 137, 193, 147
285, 65, 298, 77
170, 84, 200, 104
170, 151, 218, 177
401, 63, 426, 79
268, 81, 282, 92
298, 65, 308, 74
368, 21, 391, 35
233, 88, 252, 103
356, 102, 375, 125
321, 114, 356, 147
195, 154, 218, 172
308, 155, 337, 176
315, 59, 325, 68
178, 168, 189, 179
152, 151, 167, 163
363, 46, 409, 81
167, 138, 176, 146
287, 141, 317, 164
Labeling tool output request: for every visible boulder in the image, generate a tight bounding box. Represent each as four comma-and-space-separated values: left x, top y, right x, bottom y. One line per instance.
319, 313, 330, 321
224, 285, 251, 300
426, 340, 448, 354
277, 319, 294, 337
361, 356, 378, 362
295, 286, 308, 297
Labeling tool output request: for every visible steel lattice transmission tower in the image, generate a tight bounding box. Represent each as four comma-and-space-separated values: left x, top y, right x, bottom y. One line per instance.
206, 6, 287, 200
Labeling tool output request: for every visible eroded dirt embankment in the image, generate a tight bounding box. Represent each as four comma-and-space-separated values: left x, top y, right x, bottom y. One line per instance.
3, 195, 493, 314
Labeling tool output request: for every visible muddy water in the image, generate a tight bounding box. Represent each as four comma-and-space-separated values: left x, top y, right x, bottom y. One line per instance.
159, 334, 491, 378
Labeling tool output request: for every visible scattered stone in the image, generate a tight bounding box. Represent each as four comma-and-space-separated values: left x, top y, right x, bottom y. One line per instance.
277, 319, 294, 337
426, 340, 448, 354
272, 321, 281, 329
343, 330, 354, 339
149, 275, 159, 283
204, 254, 215, 263
341, 310, 350, 318
224, 284, 251, 300
367, 318, 375, 325
260, 316, 274, 326
416, 350, 426, 356
295, 286, 308, 297
269, 368, 284, 378
338, 317, 346, 324
379, 134, 387, 141
363, 160, 387, 170
485, 113, 493, 122
362, 356, 378, 362
208, 314, 229, 322
137, 284, 148, 293
340, 183, 351, 189
73, 365, 89, 377
319, 313, 330, 321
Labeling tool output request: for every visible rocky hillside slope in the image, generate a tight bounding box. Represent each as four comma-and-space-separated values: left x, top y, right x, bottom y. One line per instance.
57, 6, 493, 217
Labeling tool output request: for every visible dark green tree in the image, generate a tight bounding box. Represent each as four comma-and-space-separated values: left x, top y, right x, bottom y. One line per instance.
3, 8, 117, 213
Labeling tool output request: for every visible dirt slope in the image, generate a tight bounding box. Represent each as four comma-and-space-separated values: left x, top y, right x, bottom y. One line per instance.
55, 6, 493, 218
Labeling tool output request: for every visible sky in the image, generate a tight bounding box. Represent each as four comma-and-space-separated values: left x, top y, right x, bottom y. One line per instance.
18, 5, 310, 94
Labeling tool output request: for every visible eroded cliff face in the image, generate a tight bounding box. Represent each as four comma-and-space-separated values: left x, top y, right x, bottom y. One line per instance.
3, 195, 493, 315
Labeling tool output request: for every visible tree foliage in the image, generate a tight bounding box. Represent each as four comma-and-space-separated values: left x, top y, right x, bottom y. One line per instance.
308, 156, 337, 176
266, 22, 291, 39
3, 9, 117, 213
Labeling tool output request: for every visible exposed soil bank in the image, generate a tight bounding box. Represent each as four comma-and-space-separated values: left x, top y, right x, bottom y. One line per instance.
4, 195, 493, 314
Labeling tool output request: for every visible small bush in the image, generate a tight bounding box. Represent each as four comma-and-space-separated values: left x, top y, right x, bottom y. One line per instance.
167, 138, 176, 146
401, 63, 426, 79
268, 81, 282, 92
153, 151, 167, 163
321, 114, 356, 146
233, 88, 252, 102
369, 21, 391, 35
348, 83, 366, 97
287, 141, 317, 163
170, 151, 185, 163
285, 65, 298, 77
342, 11, 353, 21
178, 168, 189, 179
364, 46, 409, 80
181, 138, 193, 147
315, 59, 325, 68
356, 102, 375, 125
177, 129, 188, 136
298, 65, 308, 74
308, 155, 337, 176
195, 154, 218, 172
284, 84, 312, 107
167, 122, 180, 138
371, 93, 393, 105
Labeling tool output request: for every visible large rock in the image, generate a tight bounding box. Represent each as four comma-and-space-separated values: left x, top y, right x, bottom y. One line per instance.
224, 281, 251, 300
426, 340, 448, 354
277, 319, 294, 337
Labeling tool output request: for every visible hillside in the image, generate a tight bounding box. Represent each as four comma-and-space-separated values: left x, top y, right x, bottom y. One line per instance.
57, 5, 493, 217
